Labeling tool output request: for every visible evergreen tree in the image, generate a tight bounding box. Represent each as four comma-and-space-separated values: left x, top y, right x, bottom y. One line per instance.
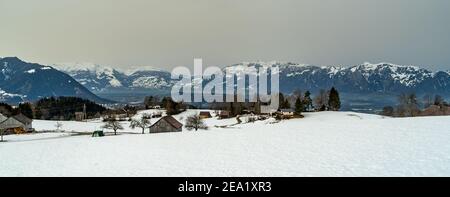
0, 102, 14, 116
277, 93, 291, 109
278, 93, 285, 110
328, 87, 341, 111
303, 91, 313, 112
18, 102, 34, 118
162, 97, 183, 115
294, 97, 303, 115
34, 97, 106, 120
283, 98, 291, 109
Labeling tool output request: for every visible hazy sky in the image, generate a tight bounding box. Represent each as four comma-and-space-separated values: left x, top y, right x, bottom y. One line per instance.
1, 0, 450, 71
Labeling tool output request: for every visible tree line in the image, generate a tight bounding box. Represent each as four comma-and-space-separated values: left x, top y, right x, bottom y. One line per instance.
0, 97, 107, 120
205, 87, 341, 117
145, 96, 187, 115
381, 93, 449, 117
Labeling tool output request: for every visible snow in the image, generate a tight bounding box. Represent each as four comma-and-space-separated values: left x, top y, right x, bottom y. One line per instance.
53, 63, 123, 87
286, 69, 310, 77
40, 66, 52, 70
347, 62, 433, 87
131, 76, 171, 88
0, 88, 25, 100
1, 110, 450, 177
25, 69, 36, 74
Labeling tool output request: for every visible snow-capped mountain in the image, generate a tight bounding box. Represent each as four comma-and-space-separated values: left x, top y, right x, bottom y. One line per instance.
228, 61, 449, 95
53, 63, 174, 92
0, 57, 110, 104
128, 70, 174, 89
52, 63, 128, 92
52, 61, 449, 107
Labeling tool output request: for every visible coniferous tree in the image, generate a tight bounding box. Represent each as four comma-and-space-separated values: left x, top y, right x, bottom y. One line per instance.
328, 87, 341, 111
303, 91, 313, 112
294, 97, 303, 115
0, 102, 14, 116
278, 93, 285, 110
34, 97, 106, 120
283, 98, 291, 109
18, 102, 34, 118
434, 95, 445, 106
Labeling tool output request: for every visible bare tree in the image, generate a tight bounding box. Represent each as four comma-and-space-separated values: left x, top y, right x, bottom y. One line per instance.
55, 122, 63, 132
185, 115, 208, 131
130, 117, 151, 134
397, 93, 420, 117
423, 94, 433, 108
102, 120, 124, 135
314, 89, 329, 111
434, 95, 445, 106
381, 106, 395, 117
0, 129, 5, 142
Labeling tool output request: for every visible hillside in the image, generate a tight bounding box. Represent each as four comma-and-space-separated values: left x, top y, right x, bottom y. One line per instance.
0, 57, 111, 104
0, 110, 449, 176
54, 61, 450, 111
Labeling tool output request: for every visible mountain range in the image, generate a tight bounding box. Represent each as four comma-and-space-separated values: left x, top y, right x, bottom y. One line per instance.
0, 57, 449, 112
55, 61, 450, 95
0, 57, 109, 104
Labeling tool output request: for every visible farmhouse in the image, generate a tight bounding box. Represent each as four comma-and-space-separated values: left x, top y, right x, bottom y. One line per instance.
0, 113, 33, 134
149, 116, 183, 133
199, 111, 212, 119
219, 111, 231, 119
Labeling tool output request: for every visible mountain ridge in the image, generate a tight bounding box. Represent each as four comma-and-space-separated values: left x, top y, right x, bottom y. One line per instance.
0, 57, 112, 104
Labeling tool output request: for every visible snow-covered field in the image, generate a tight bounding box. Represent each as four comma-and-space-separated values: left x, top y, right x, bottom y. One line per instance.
1, 110, 450, 177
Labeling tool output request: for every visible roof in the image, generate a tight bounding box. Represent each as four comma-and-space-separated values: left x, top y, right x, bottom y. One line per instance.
0, 117, 25, 129
219, 111, 230, 115
13, 114, 32, 124
151, 116, 183, 129
0, 113, 7, 122
199, 111, 212, 116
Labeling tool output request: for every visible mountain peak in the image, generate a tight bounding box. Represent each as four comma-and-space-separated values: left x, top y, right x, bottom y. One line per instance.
0, 58, 110, 104
1, 56, 24, 63
359, 62, 421, 71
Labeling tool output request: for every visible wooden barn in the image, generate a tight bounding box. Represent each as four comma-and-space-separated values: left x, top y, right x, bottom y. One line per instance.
149, 116, 183, 133
199, 111, 212, 119
219, 111, 231, 119
0, 113, 7, 123
0, 114, 33, 134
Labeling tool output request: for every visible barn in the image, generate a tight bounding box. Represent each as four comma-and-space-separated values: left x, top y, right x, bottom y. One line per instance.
149, 116, 183, 133
219, 111, 231, 119
199, 111, 212, 119
0, 114, 33, 134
